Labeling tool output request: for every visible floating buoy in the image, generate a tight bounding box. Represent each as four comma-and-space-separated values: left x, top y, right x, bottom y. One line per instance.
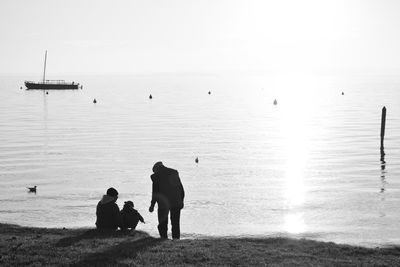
341, 92, 344, 95
208, 91, 211, 95
93, 98, 97, 104
46, 92, 48, 95
273, 99, 277, 105
149, 94, 152, 99
195, 157, 199, 164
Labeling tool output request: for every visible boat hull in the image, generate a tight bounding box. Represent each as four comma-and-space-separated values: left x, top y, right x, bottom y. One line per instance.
25, 82, 80, 90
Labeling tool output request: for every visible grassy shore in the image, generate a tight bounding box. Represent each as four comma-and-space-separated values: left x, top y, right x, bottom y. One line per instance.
1, 223, 399, 266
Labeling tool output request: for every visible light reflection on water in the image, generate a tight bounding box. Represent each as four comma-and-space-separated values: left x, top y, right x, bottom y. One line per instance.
279, 78, 312, 235
0, 73, 400, 247
284, 213, 305, 234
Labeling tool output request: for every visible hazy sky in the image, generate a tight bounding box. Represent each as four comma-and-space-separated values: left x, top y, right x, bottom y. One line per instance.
1, 0, 400, 75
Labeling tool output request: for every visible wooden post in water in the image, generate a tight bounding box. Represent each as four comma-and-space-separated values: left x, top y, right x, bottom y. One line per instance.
380, 106, 386, 150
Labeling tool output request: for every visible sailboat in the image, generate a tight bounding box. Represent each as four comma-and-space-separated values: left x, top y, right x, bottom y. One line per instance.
25, 51, 81, 90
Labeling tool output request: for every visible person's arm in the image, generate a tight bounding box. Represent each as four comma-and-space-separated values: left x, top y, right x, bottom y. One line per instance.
114, 204, 124, 229
180, 181, 185, 201
151, 181, 158, 206
120, 210, 127, 230
95, 203, 100, 227
149, 175, 159, 212
177, 171, 185, 209
180, 182, 185, 209
138, 212, 145, 223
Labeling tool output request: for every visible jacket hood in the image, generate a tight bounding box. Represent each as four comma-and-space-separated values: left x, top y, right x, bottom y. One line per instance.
100, 195, 116, 205
122, 206, 135, 212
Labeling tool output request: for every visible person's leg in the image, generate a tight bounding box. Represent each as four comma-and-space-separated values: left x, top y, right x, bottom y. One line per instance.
157, 208, 169, 238
170, 208, 181, 239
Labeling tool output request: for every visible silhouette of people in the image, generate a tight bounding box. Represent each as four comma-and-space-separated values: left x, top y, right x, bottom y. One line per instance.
95, 187, 123, 230
149, 162, 185, 239
121, 200, 145, 230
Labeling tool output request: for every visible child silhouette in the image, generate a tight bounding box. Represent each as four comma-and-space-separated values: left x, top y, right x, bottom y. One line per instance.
121, 201, 145, 230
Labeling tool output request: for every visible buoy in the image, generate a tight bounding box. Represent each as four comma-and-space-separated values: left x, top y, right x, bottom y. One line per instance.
208, 91, 211, 95
20, 86, 22, 90
273, 99, 277, 105
27, 185, 37, 193
46, 92, 48, 95
342, 92, 344, 95
195, 157, 199, 164
93, 98, 97, 104
149, 94, 152, 99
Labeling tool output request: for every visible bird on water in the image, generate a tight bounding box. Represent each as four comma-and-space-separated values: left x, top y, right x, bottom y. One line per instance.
27, 186, 37, 193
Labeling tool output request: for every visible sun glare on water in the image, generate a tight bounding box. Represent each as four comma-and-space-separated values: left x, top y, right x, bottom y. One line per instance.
276, 73, 318, 234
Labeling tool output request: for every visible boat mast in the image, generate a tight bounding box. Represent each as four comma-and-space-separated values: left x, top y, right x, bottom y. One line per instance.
43, 50, 47, 83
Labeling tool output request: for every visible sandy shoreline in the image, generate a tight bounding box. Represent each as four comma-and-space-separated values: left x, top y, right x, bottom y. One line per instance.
1, 223, 400, 266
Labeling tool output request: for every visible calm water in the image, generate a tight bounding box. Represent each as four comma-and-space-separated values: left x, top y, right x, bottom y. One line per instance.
0, 73, 399, 247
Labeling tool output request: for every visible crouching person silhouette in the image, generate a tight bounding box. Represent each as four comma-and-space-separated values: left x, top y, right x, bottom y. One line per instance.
121, 200, 145, 230
149, 162, 185, 239
95, 187, 123, 230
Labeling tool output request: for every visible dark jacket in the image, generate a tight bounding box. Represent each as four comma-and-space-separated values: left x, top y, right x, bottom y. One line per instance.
121, 207, 144, 230
95, 195, 123, 230
151, 166, 185, 210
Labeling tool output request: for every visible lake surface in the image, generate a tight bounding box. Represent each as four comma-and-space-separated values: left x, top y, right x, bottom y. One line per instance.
0, 72, 399, 247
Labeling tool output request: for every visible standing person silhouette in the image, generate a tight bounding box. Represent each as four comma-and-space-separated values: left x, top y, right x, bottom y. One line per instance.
149, 162, 185, 239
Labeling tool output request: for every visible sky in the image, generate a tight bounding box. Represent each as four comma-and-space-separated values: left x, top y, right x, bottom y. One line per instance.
1, 0, 400, 75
